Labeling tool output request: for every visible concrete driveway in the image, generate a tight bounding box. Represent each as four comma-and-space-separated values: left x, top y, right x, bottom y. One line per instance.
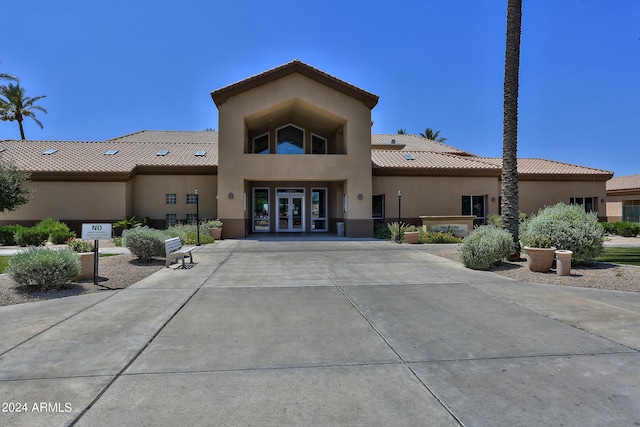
1, 239, 639, 426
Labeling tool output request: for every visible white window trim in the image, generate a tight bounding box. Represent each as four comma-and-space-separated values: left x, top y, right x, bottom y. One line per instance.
276, 123, 305, 154
252, 132, 270, 154
311, 133, 327, 155
252, 187, 270, 233
311, 187, 328, 232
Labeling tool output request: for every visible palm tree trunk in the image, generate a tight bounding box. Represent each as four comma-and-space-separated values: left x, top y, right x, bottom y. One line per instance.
501, 0, 523, 260
17, 118, 25, 140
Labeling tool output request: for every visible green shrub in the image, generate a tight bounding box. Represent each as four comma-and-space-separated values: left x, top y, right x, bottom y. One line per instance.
122, 226, 169, 262
419, 229, 462, 244
615, 222, 640, 237
166, 222, 215, 245
520, 203, 604, 262
14, 228, 49, 246
460, 225, 514, 270
387, 222, 407, 241
6, 247, 80, 290
0, 225, 23, 246
487, 212, 527, 227
523, 234, 552, 248
68, 238, 95, 253
34, 218, 74, 242
601, 222, 617, 235
374, 223, 392, 240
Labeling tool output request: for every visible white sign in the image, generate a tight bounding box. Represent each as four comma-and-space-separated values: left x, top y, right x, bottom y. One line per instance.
81, 223, 112, 240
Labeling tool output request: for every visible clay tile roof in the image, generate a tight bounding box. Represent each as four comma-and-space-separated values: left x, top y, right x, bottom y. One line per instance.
607, 174, 640, 191
371, 134, 475, 155
0, 137, 217, 176
211, 59, 379, 109
108, 130, 218, 144
474, 157, 613, 178
371, 150, 499, 174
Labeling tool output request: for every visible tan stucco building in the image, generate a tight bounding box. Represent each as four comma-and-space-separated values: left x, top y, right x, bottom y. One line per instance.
0, 60, 614, 237
606, 174, 640, 222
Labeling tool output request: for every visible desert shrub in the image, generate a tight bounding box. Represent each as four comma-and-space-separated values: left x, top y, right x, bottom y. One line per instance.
68, 238, 95, 253
374, 223, 392, 240
0, 225, 24, 246
34, 218, 75, 243
6, 247, 80, 290
419, 229, 462, 244
615, 222, 640, 237
522, 234, 552, 248
387, 222, 407, 242
600, 222, 617, 235
14, 228, 49, 246
122, 226, 169, 262
460, 225, 514, 270
520, 203, 604, 262
49, 229, 76, 244
166, 222, 215, 245
487, 212, 528, 227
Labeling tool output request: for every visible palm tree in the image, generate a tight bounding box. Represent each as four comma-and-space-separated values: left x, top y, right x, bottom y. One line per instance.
420, 128, 447, 142
0, 72, 18, 82
501, 0, 523, 261
0, 83, 47, 140
397, 129, 407, 134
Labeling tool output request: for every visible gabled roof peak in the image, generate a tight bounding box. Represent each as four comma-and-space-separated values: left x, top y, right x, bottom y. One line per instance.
211, 60, 379, 109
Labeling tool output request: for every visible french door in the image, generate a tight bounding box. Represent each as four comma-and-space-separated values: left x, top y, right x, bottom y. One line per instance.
277, 189, 305, 232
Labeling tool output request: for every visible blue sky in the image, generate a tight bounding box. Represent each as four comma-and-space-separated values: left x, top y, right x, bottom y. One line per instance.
2, 0, 639, 177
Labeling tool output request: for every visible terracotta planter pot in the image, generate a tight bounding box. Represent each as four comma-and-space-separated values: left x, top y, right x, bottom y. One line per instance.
209, 227, 222, 240
404, 231, 420, 244
524, 246, 557, 272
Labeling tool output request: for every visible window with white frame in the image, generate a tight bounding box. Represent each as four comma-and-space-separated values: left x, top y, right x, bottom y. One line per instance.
311, 134, 327, 154
166, 194, 177, 204
253, 133, 269, 154
462, 195, 486, 223
276, 124, 304, 154
166, 214, 177, 226
186, 193, 198, 204
311, 188, 328, 231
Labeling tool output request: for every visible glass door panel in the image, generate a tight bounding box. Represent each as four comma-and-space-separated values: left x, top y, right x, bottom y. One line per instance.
253, 188, 270, 232
278, 197, 290, 231
276, 189, 305, 232
292, 197, 303, 230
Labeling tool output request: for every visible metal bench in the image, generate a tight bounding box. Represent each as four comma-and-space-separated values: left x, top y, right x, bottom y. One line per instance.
164, 237, 195, 268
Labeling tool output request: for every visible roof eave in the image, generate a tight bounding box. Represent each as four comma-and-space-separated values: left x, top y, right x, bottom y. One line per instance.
211, 60, 379, 109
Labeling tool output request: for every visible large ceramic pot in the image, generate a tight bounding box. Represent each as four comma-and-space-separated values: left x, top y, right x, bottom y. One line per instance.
209, 227, 222, 240
524, 247, 557, 272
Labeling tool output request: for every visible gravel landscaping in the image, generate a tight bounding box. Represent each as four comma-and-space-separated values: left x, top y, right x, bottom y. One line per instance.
421, 246, 640, 293
1, 237, 639, 307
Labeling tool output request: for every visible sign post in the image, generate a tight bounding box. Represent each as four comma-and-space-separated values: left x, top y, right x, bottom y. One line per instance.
81, 223, 112, 286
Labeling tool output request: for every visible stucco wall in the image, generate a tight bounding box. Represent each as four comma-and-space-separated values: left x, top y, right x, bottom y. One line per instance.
131, 175, 218, 222
518, 180, 607, 217
217, 72, 373, 237
372, 175, 500, 222
0, 181, 127, 223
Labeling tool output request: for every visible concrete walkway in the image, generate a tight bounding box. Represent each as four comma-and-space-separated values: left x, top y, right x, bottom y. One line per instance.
1, 239, 640, 426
